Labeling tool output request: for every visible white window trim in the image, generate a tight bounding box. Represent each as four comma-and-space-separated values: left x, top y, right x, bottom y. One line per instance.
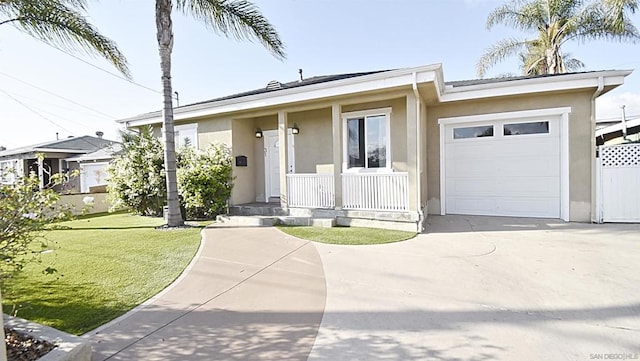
342, 107, 392, 173
174, 123, 199, 149
0, 159, 19, 184
438, 107, 571, 221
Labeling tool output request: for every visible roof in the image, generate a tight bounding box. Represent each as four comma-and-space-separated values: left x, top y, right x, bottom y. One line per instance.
118, 64, 632, 127
187, 71, 389, 108
0, 136, 115, 158
65, 143, 122, 162
445, 70, 614, 88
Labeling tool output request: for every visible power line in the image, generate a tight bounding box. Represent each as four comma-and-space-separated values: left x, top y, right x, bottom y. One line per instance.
0, 71, 116, 119
0, 89, 74, 134
33, 36, 163, 95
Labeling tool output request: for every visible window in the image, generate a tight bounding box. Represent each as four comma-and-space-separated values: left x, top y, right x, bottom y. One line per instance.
453, 125, 494, 139
174, 124, 198, 149
0, 160, 18, 184
504, 121, 549, 136
343, 108, 391, 170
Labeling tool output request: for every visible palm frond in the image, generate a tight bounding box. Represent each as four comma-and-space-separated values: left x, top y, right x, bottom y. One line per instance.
0, 0, 130, 77
477, 37, 528, 78
486, 0, 544, 31
176, 0, 285, 60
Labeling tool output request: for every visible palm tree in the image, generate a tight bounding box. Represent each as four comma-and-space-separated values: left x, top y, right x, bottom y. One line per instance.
156, 0, 285, 226
0, 0, 129, 76
477, 0, 639, 78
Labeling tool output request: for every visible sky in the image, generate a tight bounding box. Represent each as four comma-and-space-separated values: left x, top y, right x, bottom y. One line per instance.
1, 0, 639, 149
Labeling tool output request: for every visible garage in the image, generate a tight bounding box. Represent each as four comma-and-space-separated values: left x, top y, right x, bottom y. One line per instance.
441, 116, 562, 218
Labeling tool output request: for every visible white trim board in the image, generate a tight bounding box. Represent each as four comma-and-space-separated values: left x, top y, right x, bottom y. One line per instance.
438, 107, 572, 221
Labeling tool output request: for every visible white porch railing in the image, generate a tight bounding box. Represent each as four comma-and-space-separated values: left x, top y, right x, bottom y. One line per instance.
287, 173, 335, 208
342, 172, 409, 211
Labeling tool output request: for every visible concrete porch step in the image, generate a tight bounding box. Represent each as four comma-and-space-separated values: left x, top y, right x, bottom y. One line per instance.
277, 216, 336, 228
216, 215, 336, 228
229, 204, 288, 217
216, 215, 277, 227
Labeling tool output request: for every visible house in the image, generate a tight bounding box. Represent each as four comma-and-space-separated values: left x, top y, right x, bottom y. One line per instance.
117, 64, 631, 231
0, 135, 116, 192
65, 143, 122, 193
596, 116, 640, 145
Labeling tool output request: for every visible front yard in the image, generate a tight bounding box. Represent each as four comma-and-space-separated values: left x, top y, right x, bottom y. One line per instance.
2, 213, 203, 335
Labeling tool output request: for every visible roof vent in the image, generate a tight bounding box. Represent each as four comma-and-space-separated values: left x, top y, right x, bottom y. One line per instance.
0, 146, 6, 151
266, 80, 283, 90
96, 131, 104, 139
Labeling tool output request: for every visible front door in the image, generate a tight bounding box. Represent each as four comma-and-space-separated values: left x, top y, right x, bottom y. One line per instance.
264, 130, 295, 202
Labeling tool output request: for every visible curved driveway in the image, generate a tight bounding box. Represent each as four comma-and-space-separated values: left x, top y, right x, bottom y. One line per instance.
90, 226, 326, 361
91, 216, 640, 360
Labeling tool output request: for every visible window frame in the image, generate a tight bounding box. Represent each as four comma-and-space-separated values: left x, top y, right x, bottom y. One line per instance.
174, 123, 199, 150
341, 107, 392, 173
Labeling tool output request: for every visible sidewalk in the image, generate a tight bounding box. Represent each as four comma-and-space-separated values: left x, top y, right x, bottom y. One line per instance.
89, 226, 326, 361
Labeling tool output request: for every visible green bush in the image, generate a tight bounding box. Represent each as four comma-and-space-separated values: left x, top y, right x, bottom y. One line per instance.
107, 127, 166, 216
0, 172, 72, 287
178, 144, 233, 219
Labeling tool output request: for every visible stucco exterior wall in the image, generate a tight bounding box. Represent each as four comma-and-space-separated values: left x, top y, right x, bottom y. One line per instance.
197, 117, 232, 147
288, 108, 333, 173
231, 119, 257, 205
425, 90, 594, 221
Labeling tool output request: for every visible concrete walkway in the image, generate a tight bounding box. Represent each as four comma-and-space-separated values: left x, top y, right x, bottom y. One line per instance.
89, 226, 326, 361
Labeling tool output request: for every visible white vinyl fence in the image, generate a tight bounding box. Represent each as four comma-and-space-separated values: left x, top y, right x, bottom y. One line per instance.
342, 172, 409, 211
596, 143, 640, 223
287, 173, 335, 208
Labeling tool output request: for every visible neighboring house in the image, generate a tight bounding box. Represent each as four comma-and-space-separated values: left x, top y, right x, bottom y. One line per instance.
65, 143, 122, 193
118, 64, 631, 231
596, 116, 640, 145
0, 135, 115, 192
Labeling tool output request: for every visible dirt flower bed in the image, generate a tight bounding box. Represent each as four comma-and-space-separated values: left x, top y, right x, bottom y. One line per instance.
5, 327, 56, 361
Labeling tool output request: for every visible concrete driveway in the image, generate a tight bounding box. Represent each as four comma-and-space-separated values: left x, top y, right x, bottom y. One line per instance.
90, 216, 640, 360
308, 215, 640, 360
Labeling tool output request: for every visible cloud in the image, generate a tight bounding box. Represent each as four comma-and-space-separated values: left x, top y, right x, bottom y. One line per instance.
596, 91, 640, 121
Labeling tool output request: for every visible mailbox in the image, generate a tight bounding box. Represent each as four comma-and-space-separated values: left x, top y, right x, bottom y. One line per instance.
235, 155, 248, 167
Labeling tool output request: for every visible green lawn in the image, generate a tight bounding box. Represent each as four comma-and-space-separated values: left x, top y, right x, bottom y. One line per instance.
2, 213, 203, 335
277, 226, 416, 245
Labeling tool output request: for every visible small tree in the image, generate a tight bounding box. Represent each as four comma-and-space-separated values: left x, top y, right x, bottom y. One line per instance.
0, 172, 71, 287
107, 127, 166, 216
178, 143, 233, 219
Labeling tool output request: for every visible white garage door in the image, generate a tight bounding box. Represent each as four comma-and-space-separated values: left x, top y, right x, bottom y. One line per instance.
444, 118, 560, 218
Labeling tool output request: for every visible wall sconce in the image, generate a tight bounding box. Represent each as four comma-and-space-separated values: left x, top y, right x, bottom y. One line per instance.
292, 123, 300, 135
255, 128, 263, 138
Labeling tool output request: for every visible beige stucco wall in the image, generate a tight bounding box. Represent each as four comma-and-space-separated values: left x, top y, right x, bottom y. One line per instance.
59, 192, 111, 215
288, 108, 333, 173
197, 117, 232, 146
231, 118, 257, 205
425, 90, 594, 221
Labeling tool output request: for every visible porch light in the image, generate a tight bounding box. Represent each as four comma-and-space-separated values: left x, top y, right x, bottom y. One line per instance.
292, 123, 300, 135
255, 128, 263, 138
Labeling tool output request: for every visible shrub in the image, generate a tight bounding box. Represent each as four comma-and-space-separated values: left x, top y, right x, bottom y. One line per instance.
0, 172, 72, 287
107, 127, 166, 216
178, 143, 233, 219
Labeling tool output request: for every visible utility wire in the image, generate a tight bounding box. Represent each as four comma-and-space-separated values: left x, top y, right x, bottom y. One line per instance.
0, 71, 116, 119
32, 36, 163, 95
0, 89, 74, 134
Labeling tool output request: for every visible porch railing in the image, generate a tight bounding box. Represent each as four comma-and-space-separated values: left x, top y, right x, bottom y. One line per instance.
342, 172, 409, 211
287, 173, 335, 208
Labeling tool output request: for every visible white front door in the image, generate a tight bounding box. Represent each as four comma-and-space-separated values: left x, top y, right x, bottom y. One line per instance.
264, 130, 295, 201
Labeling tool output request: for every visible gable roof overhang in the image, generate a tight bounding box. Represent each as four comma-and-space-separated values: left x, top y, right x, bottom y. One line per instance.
117, 65, 632, 128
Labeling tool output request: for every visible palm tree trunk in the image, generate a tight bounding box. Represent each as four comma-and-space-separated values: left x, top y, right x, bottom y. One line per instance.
156, 0, 183, 227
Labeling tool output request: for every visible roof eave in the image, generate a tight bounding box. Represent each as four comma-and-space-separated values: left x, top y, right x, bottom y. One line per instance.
440, 70, 633, 102
118, 64, 444, 127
